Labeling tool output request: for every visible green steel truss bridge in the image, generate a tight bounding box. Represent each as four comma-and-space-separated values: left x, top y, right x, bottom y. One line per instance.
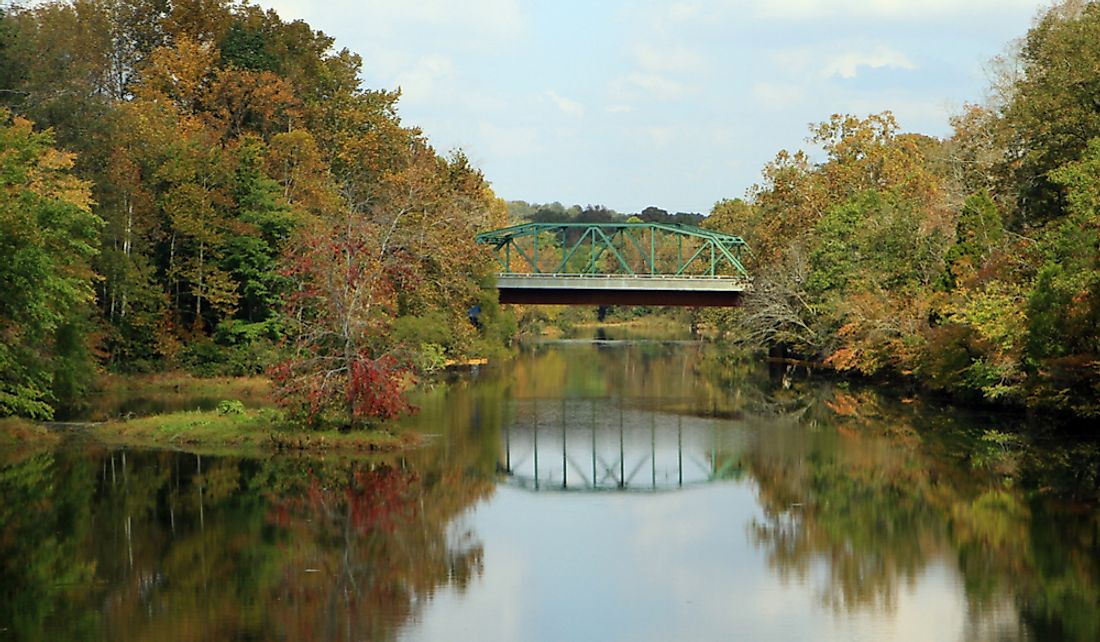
475, 222, 752, 306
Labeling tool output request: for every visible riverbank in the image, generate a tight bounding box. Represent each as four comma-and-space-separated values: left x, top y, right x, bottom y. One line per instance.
0, 417, 61, 448
79, 372, 274, 421
0, 410, 424, 457
86, 408, 422, 455
0, 371, 428, 456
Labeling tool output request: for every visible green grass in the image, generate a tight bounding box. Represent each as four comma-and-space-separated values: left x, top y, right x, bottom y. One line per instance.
89, 408, 420, 455
3, 371, 427, 457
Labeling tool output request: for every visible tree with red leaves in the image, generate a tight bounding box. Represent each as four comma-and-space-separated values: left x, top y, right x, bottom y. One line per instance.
271, 203, 416, 428
271, 156, 506, 426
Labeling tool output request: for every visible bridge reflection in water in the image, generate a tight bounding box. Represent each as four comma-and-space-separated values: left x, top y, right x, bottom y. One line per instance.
500, 397, 746, 492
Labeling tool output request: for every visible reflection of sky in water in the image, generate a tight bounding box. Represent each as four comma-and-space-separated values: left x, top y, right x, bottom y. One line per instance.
399, 342, 1029, 641
401, 486, 975, 642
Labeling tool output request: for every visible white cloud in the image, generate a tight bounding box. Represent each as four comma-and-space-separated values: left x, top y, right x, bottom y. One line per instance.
770, 44, 916, 80
606, 105, 634, 114
543, 90, 585, 117
821, 46, 915, 79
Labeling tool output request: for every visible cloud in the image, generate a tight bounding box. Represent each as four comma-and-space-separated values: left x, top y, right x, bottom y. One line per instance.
821, 46, 915, 79
543, 90, 585, 117
606, 105, 634, 114
770, 44, 916, 80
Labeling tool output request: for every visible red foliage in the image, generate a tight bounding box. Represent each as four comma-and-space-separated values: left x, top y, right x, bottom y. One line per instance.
347, 467, 419, 533
347, 354, 413, 421
266, 465, 419, 535
270, 216, 418, 427
270, 352, 414, 426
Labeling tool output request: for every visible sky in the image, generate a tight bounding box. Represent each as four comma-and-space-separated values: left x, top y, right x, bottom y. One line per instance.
265, 0, 1052, 215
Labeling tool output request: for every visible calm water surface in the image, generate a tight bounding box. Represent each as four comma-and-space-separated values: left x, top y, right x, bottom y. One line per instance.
2, 339, 1099, 641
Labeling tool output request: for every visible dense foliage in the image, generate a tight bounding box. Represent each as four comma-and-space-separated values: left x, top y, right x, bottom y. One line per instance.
703, 1, 1100, 418
0, 0, 511, 424
0, 112, 101, 418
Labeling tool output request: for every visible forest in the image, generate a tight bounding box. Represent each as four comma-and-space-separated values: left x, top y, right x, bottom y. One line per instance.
698, 1, 1100, 420
2, 0, 1100, 425
0, 0, 513, 425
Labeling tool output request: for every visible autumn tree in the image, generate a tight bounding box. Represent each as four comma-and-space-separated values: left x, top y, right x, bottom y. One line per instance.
0, 0, 514, 409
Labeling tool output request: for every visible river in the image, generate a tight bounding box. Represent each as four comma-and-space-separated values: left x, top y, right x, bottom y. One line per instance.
1, 338, 1098, 641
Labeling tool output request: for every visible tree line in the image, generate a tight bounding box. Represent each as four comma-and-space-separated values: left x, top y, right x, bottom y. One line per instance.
0, 0, 512, 424
702, 0, 1100, 418
507, 200, 705, 226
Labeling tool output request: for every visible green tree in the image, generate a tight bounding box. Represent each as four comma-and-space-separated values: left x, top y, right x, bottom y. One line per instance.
1003, 1, 1100, 224
1022, 137, 1100, 414
0, 111, 102, 418
945, 190, 1005, 286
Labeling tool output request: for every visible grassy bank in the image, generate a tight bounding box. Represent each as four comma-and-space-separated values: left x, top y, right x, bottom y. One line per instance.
86, 408, 422, 455
0, 371, 427, 456
0, 417, 61, 449
81, 372, 274, 421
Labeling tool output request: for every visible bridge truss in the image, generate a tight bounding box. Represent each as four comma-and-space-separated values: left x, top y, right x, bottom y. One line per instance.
475, 222, 751, 278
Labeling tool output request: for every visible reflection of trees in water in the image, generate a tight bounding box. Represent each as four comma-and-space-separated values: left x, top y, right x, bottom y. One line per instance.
0, 451, 98, 639
743, 385, 1100, 641
4, 344, 1100, 640
262, 462, 485, 640
0, 440, 494, 640
510, 342, 1099, 637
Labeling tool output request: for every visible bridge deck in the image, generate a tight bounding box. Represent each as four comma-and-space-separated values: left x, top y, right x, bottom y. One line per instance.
495, 274, 749, 306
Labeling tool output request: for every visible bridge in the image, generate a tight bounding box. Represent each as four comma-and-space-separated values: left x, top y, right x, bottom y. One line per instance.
475, 222, 751, 306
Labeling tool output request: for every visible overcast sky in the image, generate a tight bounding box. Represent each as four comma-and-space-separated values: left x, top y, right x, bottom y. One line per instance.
266, 0, 1050, 214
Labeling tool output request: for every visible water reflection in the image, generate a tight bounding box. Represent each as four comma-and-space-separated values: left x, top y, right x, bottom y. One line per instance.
501, 401, 745, 491
2, 341, 1099, 641
0, 446, 493, 640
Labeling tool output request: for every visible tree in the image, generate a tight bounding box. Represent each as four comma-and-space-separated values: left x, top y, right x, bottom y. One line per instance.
1018, 137, 1100, 415
0, 111, 102, 418
1003, 1, 1100, 224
